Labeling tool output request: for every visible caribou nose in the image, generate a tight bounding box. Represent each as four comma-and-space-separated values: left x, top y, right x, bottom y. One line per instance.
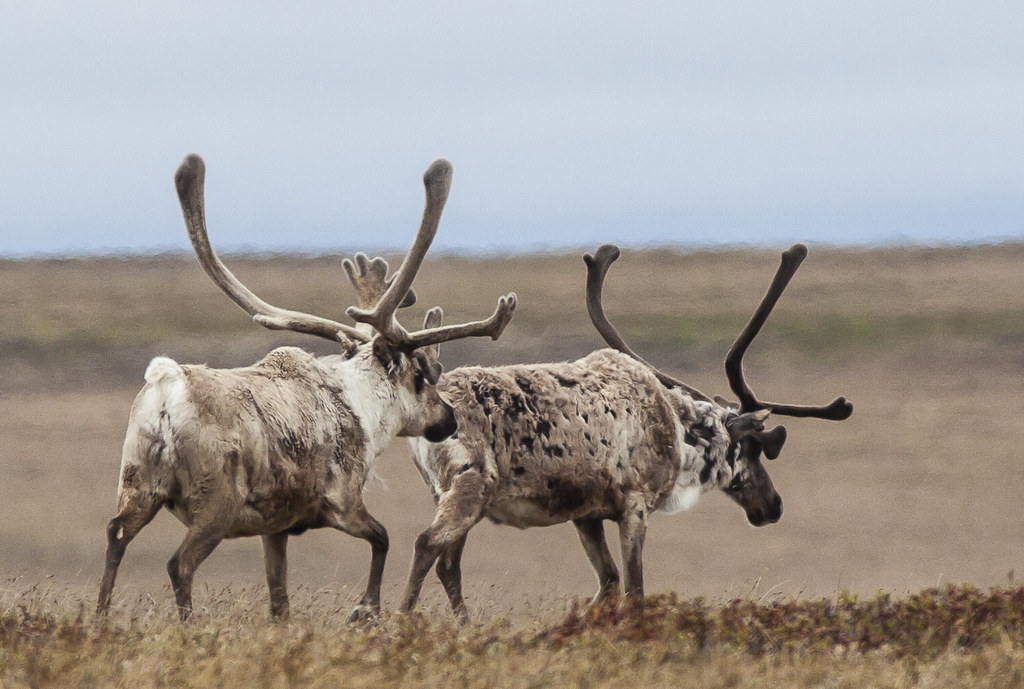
748, 495, 783, 527
424, 404, 458, 442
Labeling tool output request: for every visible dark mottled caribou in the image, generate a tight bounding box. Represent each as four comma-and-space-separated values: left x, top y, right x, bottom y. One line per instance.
395, 243, 851, 619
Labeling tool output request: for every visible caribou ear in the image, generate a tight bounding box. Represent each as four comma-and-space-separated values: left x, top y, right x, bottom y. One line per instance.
714, 395, 738, 410
413, 347, 444, 386
418, 307, 444, 383
758, 425, 787, 459
421, 356, 444, 385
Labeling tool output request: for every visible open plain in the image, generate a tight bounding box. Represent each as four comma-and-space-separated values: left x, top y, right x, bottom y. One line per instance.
2, 243, 1023, 686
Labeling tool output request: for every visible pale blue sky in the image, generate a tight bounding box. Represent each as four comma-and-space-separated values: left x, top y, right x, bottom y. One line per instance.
2, 2, 1021, 256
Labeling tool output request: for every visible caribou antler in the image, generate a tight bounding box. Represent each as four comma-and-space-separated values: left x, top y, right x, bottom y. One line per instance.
175, 154, 369, 348
584, 244, 713, 402
342, 252, 416, 310
725, 244, 853, 420
177, 154, 515, 354
345, 159, 517, 350
585, 242, 853, 421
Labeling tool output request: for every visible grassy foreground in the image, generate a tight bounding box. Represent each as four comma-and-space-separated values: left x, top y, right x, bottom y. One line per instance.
3, 585, 1024, 688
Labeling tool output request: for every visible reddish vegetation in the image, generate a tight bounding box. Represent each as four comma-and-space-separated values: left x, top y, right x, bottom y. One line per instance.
543, 585, 1024, 656
3, 585, 1024, 687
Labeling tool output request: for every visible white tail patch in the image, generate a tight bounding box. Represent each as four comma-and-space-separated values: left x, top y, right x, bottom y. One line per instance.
144, 356, 182, 385
132, 357, 189, 468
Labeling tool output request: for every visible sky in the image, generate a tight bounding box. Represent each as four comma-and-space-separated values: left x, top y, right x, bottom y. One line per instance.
2, 2, 1022, 257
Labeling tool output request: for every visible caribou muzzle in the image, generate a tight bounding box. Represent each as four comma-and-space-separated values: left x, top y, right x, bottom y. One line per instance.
423, 402, 458, 442
744, 492, 783, 527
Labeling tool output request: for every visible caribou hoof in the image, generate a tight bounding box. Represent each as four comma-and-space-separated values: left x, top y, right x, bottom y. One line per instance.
452, 604, 470, 626
347, 603, 381, 625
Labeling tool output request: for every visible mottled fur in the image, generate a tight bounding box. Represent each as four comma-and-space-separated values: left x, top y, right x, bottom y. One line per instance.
98, 342, 456, 621
402, 348, 778, 618
414, 351, 700, 524
397, 242, 856, 619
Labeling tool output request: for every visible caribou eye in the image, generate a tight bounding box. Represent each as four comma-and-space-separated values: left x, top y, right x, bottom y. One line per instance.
413, 371, 426, 394
726, 474, 745, 493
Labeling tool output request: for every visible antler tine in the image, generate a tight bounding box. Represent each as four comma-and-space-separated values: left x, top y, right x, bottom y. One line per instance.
724, 244, 806, 412
401, 292, 518, 349
724, 244, 853, 421
346, 159, 452, 345
342, 252, 417, 310
345, 158, 518, 350
584, 244, 713, 403
175, 154, 369, 346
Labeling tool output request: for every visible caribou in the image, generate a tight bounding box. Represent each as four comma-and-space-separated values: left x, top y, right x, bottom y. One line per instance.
96, 154, 516, 621
399, 243, 852, 619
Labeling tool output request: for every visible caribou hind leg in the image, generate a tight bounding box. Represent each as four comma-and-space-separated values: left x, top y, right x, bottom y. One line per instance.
322, 499, 389, 623
261, 532, 290, 619
573, 518, 621, 603
167, 522, 226, 621
96, 495, 163, 617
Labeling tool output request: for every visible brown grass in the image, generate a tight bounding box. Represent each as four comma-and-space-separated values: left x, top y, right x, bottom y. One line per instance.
3, 583, 1024, 688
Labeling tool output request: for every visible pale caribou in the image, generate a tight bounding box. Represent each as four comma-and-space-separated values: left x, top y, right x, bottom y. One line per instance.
399, 243, 852, 619
96, 154, 516, 621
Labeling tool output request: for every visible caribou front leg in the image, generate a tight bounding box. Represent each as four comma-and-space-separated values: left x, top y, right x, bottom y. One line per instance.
434, 534, 470, 623
617, 494, 648, 598
324, 500, 389, 623
573, 518, 621, 603
402, 468, 486, 616
261, 532, 290, 619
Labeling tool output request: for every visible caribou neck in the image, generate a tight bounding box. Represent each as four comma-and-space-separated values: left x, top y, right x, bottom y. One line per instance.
324, 349, 408, 458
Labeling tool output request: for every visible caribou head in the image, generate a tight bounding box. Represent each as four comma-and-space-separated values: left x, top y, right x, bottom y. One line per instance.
584, 243, 852, 527
174, 154, 517, 444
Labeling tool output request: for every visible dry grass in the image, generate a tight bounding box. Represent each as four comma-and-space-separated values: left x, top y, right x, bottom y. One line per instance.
3, 582, 1024, 688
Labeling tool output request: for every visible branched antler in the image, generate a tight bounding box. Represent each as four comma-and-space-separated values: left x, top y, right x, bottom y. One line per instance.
343, 252, 416, 310
175, 154, 369, 348
345, 159, 517, 349
725, 244, 853, 420
584, 242, 853, 422
177, 154, 516, 355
